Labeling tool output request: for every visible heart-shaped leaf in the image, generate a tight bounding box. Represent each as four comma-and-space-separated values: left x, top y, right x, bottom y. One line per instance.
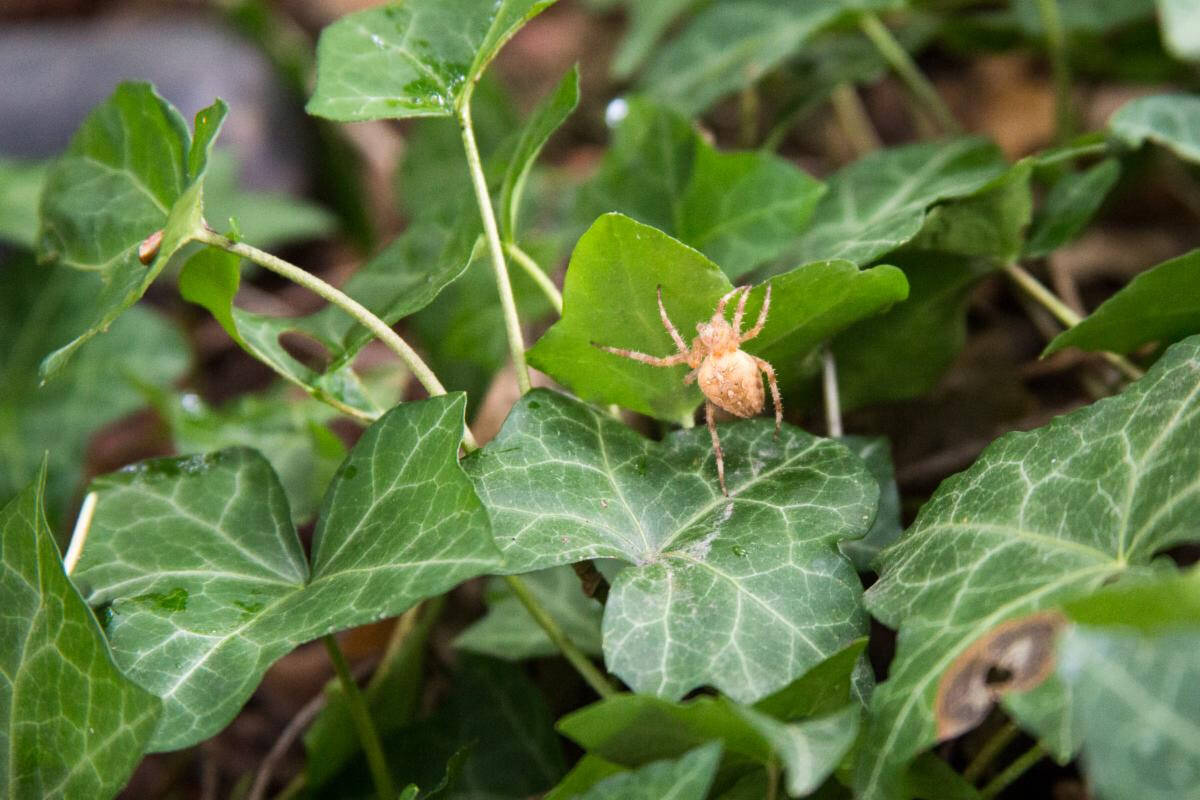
74, 394, 501, 750
572, 742, 722, 800
1044, 248, 1200, 357
855, 335, 1200, 800
306, 0, 558, 121
527, 213, 906, 422
782, 137, 1009, 269
466, 389, 876, 702
1110, 93, 1200, 164
1, 472, 160, 798
37, 82, 226, 379
577, 101, 826, 279
455, 566, 603, 660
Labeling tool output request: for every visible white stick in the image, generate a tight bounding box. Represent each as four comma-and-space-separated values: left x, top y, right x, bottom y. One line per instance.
64, 492, 98, 575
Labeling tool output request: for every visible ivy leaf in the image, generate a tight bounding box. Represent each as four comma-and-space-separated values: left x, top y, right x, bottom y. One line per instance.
855, 335, 1200, 800
0, 158, 49, 247
730, 705, 860, 798
527, 214, 906, 422
1058, 625, 1200, 800
1024, 158, 1121, 258
838, 437, 902, 572
306, 0, 558, 121
467, 389, 875, 702
1044, 249, 1200, 356
499, 65, 580, 242
0, 256, 188, 528
1, 471, 160, 798
783, 138, 1009, 268
37, 83, 226, 379
638, 0, 899, 117
906, 161, 1033, 265
1110, 93, 1200, 164
572, 742, 722, 800
74, 394, 501, 750
1158, 0, 1200, 60
577, 101, 825, 279
455, 566, 603, 660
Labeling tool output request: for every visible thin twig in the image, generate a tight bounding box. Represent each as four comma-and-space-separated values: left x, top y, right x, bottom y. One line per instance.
63, 491, 98, 575
859, 11, 962, 136
831, 83, 882, 157
822, 346, 844, 438
1034, 0, 1073, 142
322, 635, 395, 800
504, 241, 563, 315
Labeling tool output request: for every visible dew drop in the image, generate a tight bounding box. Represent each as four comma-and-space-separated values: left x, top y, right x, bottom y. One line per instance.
605, 97, 629, 128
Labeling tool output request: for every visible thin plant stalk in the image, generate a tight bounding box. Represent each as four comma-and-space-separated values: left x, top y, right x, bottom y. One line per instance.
504, 241, 563, 315
979, 743, 1045, 799
963, 720, 1021, 784
1034, 0, 1073, 141
858, 11, 962, 136
321, 635, 395, 800
831, 83, 881, 157
63, 491, 98, 575
458, 93, 532, 394
503, 574, 618, 699
1003, 263, 1145, 381
194, 229, 480, 451
822, 346, 844, 438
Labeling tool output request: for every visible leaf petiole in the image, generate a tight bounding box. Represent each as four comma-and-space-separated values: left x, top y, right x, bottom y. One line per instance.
322, 635, 395, 800
858, 11, 962, 136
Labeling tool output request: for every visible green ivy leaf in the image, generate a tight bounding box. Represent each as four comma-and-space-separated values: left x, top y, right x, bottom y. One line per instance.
855, 335, 1200, 800
1110, 93, 1200, 164
74, 394, 501, 750
1024, 158, 1121, 259
638, 0, 900, 117
730, 705, 860, 798
0, 256, 188, 528
783, 138, 1009, 268
467, 389, 875, 702
0, 158, 49, 248
838, 437, 902, 572
37, 83, 226, 379
527, 214, 906, 422
1057, 625, 1200, 800
1, 472, 160, 798
578, 101, 826, 279
455, 566, 603, 660
307, 0, 558, 121
1158, 0, 1200, 60
1044, 248, 1200, 356
906, 161, 1033, 265
1063, 565, 1200, 629
571, 742, 722, 800
543, 755, 624, 800
500, 65, 580, 242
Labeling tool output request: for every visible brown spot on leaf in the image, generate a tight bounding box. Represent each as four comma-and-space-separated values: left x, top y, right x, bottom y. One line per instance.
138, 229, 164, 265
935, 610, 1066, 741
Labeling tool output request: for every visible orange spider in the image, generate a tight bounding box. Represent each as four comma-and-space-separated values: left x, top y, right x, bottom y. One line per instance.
594, 284, 781, 495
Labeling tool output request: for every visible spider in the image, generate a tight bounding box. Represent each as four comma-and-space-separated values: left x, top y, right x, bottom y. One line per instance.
593, 284, 781, 495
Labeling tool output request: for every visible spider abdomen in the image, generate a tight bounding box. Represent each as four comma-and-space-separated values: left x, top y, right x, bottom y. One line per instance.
699, 351, 765, 418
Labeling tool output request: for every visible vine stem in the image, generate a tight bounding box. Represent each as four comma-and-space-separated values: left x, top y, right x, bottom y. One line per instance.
963, 720, 1021, 784
822, 346, 844, 438
858, 11, 962, 136
1002, 263, 1145, 381
503, 574, 618, 698
321, 635, 395, 800
504, 241, 563, 315
458, 94, 532, 395
193, 229, 480, 452
1034, 0, 1073, 142
978, 743, 1045, 799
830, 83, 881, 157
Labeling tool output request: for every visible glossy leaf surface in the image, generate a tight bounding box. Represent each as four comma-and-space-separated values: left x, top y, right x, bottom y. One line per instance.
1110, 93, 1200, 164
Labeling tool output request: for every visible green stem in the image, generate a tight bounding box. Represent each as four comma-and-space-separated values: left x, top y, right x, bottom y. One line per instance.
195, 229, 479, 451
504, 241, 563, 315
978, 743, 1045, 800
503, 574, 618, 698
739, 84, 760, 148
859, 11, 962, 136
322, 635, 395, 800
1003, 263, 1145, 381
822, 346, 844, 438
1035, 0, 1073, 142
830, 83, 881, 156
963, 721, 1020, 784
458, 94, 532, 395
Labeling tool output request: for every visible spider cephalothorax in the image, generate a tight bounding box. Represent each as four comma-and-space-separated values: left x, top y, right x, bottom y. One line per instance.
594, 284, 781, 495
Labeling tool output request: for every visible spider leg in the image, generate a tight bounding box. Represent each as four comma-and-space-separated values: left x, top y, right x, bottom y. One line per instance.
740, 283, 772, 343
683, 367, 699, 385
714, 285, 746, 319
705, 401, 729, 495
753, 356, 783, 436
731, 285, 752, 334
592, 343, 690, 367
657, 285, 689, 355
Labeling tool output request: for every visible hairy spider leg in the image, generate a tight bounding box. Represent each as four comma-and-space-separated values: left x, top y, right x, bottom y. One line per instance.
705, 401, 728, 495
593, 344, 691, 368
740, 283, 772, 343
731, 285, 752, 332
754, 356, 783, 435
683, 367, 699, 385
656, 285, 689, 355
714, 285, 747, 320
